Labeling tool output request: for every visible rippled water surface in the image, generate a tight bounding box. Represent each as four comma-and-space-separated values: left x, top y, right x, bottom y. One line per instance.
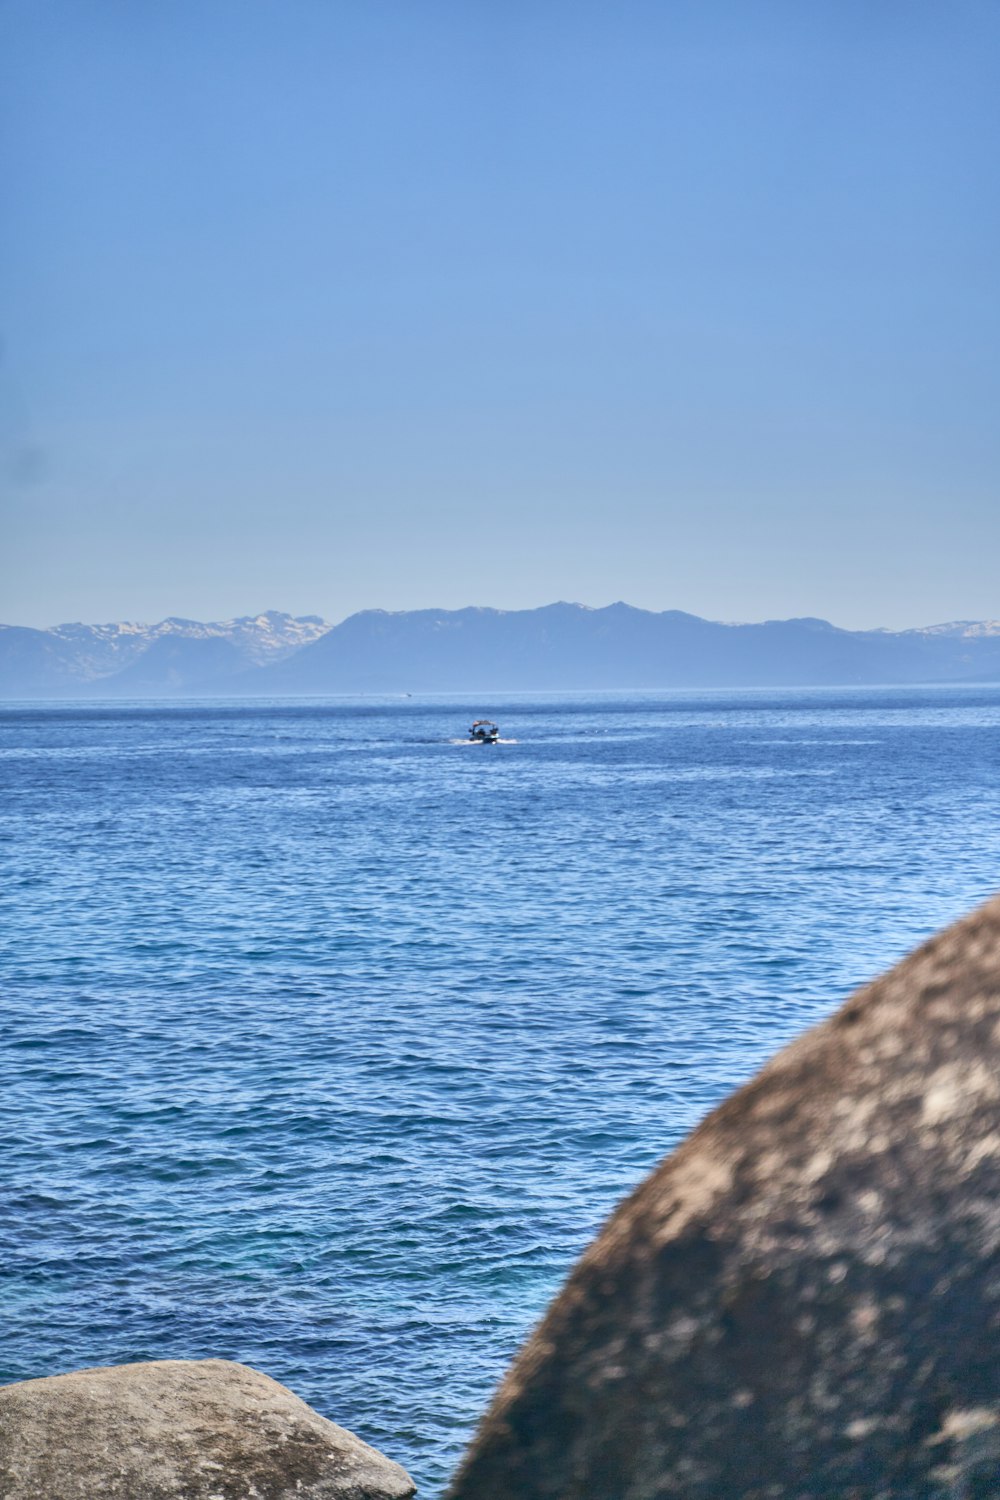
2, 689, 999, 1492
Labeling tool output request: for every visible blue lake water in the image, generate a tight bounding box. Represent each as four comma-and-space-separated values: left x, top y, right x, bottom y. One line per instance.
2, 688, 999, 1493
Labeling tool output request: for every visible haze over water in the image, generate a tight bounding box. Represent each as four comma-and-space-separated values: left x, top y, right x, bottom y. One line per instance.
3, 688, 999, 1493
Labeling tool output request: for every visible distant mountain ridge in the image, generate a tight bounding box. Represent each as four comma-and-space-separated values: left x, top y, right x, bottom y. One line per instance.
46, 610, 330, 672
2, 604, 1000, 697
0, 611, 329, 696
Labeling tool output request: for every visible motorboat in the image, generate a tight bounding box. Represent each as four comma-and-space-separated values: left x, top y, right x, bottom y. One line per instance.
468, 719, 500, 743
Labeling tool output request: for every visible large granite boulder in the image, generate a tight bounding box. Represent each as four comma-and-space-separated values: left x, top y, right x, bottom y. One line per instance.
0, 1358, 415, 1499
448, 893, 1000, 1500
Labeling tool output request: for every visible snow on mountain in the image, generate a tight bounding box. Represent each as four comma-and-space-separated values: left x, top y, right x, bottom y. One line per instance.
43, 611, 330, 680
896, 620, 1000, 639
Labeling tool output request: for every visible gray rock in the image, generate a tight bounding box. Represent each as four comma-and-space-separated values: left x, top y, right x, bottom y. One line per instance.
0, 1358, 415, 1499
448, 893, 1000, 1500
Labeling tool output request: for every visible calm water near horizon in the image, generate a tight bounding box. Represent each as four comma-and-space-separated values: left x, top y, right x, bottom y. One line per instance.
3, 687, 999, 1493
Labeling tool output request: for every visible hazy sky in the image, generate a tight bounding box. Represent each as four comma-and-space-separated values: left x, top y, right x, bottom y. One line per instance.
2, 0, 998, 630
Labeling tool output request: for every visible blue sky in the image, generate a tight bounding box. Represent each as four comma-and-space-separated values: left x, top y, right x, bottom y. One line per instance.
2, 0, 998, 629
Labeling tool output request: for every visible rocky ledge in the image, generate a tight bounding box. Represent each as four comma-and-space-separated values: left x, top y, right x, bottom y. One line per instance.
448, 892, 1000, 1499
0, 1358, 415, 1499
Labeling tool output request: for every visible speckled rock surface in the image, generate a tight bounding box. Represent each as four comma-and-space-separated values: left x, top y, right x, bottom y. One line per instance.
0, 1358, 415, 1499
448, 893, 1000, 1500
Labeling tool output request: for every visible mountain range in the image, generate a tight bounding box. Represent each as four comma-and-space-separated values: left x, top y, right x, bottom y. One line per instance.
2, 605, 1000, 697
